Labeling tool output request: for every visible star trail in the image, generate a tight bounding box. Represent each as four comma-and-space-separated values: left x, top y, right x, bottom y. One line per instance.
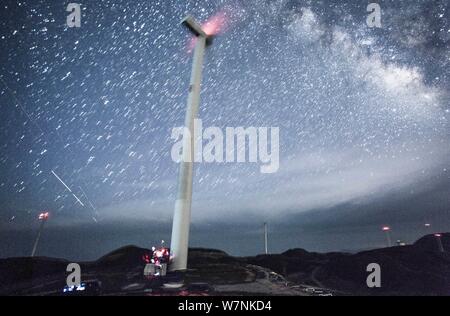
0, 0, 449, 258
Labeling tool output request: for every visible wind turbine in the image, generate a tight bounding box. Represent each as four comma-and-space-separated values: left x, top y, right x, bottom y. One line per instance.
31, 212, 50, 257
169, 16, 213, 272
382, 226, 392, 247
264, 222, 268, 255
434, 233, 445, 253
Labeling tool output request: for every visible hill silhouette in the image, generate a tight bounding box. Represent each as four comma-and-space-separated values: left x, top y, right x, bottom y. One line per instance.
1, 233, 449, 295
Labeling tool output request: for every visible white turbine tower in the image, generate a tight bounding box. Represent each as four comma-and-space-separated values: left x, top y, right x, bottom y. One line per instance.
31, 212, 49, 257
264, 222, 268, 255
382, 226, 392, 247
169, 16, 213, 272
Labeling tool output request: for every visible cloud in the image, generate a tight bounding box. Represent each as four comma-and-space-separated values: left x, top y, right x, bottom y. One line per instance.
193, 142, 449, 221
88, 138, 448, 226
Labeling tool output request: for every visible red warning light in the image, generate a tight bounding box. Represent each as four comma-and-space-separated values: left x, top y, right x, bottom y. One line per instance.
38, 212, 49, 220
202, 10, 229, 36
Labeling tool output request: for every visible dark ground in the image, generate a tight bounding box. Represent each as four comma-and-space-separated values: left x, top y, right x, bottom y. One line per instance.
1, 233, 449, 296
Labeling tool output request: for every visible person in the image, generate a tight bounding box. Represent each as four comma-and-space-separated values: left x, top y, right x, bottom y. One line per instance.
151, 245, 170, 276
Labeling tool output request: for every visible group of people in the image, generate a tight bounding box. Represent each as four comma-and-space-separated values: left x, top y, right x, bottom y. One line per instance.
143, 241, 170, 277
151, 246, 170, 267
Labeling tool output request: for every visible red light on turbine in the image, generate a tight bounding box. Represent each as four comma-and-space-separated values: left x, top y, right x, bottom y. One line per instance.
202, 10, 228, 36
38, 212, 49, 220
382, 226, 390, 231
186, 9, 232, 52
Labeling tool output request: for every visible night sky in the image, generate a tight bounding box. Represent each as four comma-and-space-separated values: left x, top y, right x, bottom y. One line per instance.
1, 0, 449, 260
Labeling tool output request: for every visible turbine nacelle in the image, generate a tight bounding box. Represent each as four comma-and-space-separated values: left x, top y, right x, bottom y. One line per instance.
181, 15, 214, 46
